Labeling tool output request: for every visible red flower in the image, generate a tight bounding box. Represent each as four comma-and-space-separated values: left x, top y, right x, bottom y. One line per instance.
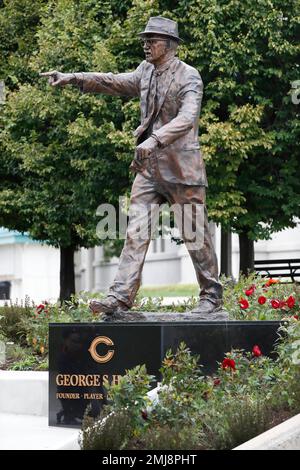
287, 296, 296, 309
258, 295, 267, 305
245, 285, 256, 296
213, 378, 221, 386
271, 299, 281, 309
293, 315, 299, 320
252, 345, 262, 357
36, 304, 45, 314
222, 358, 236, 371
239, 298, 249, 309
265, 279, 279, 287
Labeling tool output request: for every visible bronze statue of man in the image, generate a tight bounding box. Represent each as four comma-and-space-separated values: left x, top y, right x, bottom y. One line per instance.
41, 16, 223, 318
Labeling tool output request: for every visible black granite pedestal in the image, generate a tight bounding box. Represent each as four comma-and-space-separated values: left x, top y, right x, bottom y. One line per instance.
49, 319, 282, 427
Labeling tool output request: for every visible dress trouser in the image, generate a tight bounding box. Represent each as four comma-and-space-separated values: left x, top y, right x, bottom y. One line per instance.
108, 173, 222, 307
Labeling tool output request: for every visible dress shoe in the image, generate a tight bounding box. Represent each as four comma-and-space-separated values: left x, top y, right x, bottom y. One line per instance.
191, 298, 222, 314
190, 298, 229, 320
89, 296, 129, 315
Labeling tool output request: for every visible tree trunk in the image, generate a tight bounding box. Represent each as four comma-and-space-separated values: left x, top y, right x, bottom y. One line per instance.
60, 246, 75, 302
239, 231, 254, 275
220, 226, 232, 277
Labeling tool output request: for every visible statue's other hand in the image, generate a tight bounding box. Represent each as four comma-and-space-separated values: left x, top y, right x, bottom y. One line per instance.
136, 136, 158, 160
39, 70, 72, 87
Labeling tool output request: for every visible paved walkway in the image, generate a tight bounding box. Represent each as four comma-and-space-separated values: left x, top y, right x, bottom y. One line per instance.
0, 413, 79, 450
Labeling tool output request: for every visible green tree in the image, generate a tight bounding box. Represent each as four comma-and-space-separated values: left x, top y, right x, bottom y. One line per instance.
0, 0, 48, 87
1, 0, 299, 298
183, 0, 300, 273
0, 0, 48, 230
109, 0, 300, 273
0, 0, 136, 300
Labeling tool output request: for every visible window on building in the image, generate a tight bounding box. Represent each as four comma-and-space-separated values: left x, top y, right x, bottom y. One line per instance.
0, 281, 11, 300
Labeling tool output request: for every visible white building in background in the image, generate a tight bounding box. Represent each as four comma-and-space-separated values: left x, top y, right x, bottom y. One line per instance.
0, 229, 59, 303
0, 225, 299, 304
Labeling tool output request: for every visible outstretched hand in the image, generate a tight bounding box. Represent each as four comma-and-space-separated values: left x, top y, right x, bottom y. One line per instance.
39, 70, 72, 87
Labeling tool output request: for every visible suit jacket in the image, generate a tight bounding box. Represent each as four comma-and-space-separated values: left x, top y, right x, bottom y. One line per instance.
79, 58, 208, 186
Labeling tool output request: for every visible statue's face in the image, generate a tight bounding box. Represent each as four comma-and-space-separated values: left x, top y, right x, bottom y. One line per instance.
141, 35, 169, 64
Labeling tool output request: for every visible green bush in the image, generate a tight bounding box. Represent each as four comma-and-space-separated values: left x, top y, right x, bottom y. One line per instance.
80, 364, 155, 450
271, 320, 300, 410
7, 359, 48, 371
138, 424, 199, 450
1, 275, 300, 372
152, 343, 209, 428
0, 297, 33, 344
80, 409, 134, 451
79, 325, 300, 450
223, 273, 300, 321
198, 396, 271, 450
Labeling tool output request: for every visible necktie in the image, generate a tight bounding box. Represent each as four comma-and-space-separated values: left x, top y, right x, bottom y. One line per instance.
144, 70, 158, 137
147, 70, 157, 119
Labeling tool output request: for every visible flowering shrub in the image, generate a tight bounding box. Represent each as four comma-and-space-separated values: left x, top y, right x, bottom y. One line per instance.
1, 275, 299, 370
152, 343, 209, 430
80, 365, 155, 450
80, 324, 300, 450
223, 273, 300, 321
0, 293, 102, 369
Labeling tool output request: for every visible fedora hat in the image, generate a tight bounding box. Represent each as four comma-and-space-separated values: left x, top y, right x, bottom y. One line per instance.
138, 16, 181, 42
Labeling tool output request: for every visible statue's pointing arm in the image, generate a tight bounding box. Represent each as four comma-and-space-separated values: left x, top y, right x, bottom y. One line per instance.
40, 63, 143, 97
75, 63, 143, 97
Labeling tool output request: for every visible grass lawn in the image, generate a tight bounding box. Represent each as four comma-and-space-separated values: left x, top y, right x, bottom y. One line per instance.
139, 284, 199, 297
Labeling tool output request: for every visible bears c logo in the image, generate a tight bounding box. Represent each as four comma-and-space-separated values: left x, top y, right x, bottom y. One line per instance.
88, 336, 115, 363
